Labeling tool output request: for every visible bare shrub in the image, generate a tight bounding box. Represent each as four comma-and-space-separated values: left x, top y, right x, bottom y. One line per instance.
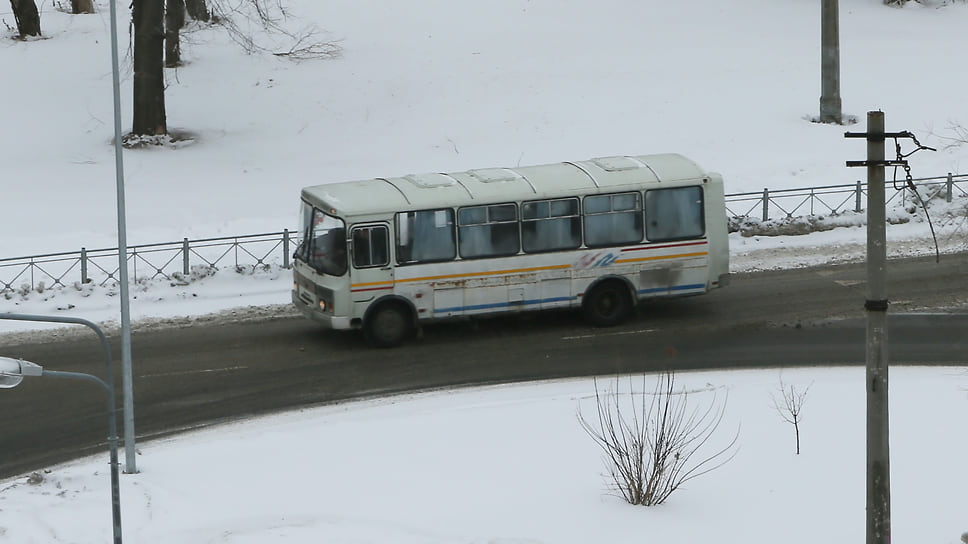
208, 0, 341, 61
577, 371, 739, 506
932, 121, 968, 150
771, 377, 812, 455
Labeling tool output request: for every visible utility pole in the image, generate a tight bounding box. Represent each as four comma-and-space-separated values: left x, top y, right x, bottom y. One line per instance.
846, 111, 893, 544
820, 0, 843, 123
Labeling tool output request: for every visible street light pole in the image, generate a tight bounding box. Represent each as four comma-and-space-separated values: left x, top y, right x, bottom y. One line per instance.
107, 0, 138, 474
0, 358, 123, 544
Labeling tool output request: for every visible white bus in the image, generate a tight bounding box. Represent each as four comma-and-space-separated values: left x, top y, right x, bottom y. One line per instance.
292, 153, 729, 347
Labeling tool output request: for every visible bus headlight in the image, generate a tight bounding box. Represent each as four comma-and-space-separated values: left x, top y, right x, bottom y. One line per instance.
319, 300, 327, 312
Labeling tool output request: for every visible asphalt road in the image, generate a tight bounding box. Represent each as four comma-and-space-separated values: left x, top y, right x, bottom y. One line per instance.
1, 253, 966, 480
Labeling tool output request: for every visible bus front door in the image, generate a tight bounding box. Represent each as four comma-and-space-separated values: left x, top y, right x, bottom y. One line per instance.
349, 224, 395, 307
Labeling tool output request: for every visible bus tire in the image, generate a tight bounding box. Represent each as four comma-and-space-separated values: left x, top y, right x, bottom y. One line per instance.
583, 280, 633, 327
364, 302, 413, 348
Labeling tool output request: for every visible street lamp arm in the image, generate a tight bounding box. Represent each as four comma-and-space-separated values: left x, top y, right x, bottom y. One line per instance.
0, 313, 113, 370
40, 369, 112, 395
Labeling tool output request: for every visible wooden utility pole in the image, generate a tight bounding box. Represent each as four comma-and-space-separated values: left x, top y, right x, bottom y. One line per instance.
846, 111, 891, 544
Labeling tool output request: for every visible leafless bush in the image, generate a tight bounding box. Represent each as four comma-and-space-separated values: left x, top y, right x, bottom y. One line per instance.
577, 371, 739, 506
208, 0, 341, 61
771, 377, 812, 455
931, 121, 968, 150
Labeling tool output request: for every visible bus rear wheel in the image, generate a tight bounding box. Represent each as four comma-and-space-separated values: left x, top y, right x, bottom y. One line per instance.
583, 281, 633, 327
364, 302, 413, 348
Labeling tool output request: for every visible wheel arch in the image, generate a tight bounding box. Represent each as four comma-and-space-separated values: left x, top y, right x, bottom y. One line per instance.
363, 295, 418, 327
582, 274, 637, 307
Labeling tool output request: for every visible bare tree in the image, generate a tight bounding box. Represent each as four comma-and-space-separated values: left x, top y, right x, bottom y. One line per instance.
9, 0, 41, 38
71, 0, 95, 14
165, 0, 186, 67
185, 0, 209, 21
578, 371, 739, 506
932, 121, 968, 150
130, 0, 168, 140
772, 377, 812, 455
126, 0, 339, 145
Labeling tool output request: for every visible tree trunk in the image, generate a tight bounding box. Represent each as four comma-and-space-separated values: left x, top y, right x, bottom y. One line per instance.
185, 0, 209, 22
71, 0, 94, 14
131, 0, 168, 137
165, 0, 186, 67
10, 0, 42, 38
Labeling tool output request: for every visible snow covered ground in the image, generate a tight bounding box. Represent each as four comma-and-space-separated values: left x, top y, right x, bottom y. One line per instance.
2, 367, 966, 544
0, 0, 966, 542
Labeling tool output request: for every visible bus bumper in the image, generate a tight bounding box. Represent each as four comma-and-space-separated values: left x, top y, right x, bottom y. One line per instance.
291, 290, 353, 330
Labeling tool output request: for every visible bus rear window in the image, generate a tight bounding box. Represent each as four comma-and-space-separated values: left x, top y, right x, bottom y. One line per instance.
645, 186, 705, 242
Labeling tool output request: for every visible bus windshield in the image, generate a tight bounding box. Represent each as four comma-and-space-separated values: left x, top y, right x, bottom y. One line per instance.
296, 202, 347, 276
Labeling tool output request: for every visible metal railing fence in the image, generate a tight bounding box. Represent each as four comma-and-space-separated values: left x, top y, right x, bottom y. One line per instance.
2, 173, 965, 295
1, 231, 295, 296
726, 172, 966, 222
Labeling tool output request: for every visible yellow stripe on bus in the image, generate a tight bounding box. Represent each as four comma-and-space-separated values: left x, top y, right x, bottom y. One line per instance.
351, 263, 571, 289
614, 251, 708, 264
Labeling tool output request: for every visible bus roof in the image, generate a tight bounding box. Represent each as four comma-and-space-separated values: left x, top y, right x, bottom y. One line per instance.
301, 153, 709, 217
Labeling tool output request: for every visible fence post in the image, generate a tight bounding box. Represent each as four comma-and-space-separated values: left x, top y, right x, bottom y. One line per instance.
947, 172, 953, 203
182, 238, 190, 275
283, 229, 290, 269
762, 188, 769, 221
855, 180, 863, 212
81, 247, 89, 284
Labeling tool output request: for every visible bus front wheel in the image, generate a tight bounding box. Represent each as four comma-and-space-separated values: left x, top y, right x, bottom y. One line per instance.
583, 281, 633, 327
364, 302, 413, 348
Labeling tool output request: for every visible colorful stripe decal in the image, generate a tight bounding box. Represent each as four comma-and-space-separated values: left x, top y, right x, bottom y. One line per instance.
350, 241, 708, 292
615, 251, 708, 265
620, 240, 707, 253
435, 295, 576, 314
351, 263, 570, 292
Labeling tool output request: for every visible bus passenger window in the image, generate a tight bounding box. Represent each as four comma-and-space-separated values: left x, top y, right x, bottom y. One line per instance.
352, 225, 389, 268
396, 209, 456, 264
522, 198, 581, 253
645, 186, 705, 242
583, 192, 643, 248
458, 203, 519, 259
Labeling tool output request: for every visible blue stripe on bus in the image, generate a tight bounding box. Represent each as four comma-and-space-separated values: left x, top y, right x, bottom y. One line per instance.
638, 283, 706, 295
433, 284, 706, 315
435, 296, 576, 314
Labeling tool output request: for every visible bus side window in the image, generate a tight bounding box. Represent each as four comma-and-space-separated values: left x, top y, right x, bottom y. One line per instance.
583, 192, 643, 248
458, 203, 519, 259
352, 225, 389, 268
522, 198, 581, 253
645, 186, 705, 242
396, 209, 456, 264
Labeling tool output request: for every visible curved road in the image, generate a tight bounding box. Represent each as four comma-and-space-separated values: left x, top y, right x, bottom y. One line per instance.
1, 253, 966, 479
